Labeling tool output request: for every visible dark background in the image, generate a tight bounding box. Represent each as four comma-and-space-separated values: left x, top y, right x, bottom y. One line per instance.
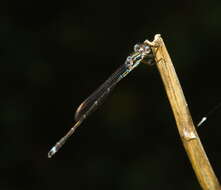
1, 0, 221, 189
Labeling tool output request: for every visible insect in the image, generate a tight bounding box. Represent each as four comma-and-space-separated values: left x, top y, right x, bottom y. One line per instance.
48, 39, 156, 158
197, 101, 221, 127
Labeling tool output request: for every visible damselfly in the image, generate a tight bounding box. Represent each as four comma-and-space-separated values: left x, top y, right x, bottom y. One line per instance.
48, 40, 156, 158
197, 101, 221, 127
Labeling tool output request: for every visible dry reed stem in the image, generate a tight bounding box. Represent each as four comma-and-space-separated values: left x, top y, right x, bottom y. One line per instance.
149, 34, 220, 190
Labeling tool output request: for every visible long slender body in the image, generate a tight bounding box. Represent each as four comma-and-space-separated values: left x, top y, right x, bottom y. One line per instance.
48, 42, 154, 158
197, 101, 221, 127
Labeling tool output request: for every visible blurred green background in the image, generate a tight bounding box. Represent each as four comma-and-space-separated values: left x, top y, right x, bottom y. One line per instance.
1, 0, 221, 189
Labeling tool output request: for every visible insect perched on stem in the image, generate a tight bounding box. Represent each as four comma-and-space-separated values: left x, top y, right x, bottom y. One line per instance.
48, 39, 157, 158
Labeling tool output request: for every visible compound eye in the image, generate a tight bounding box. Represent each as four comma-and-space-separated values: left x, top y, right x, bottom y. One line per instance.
134, 44, 142, 52
144, 45, 151, 54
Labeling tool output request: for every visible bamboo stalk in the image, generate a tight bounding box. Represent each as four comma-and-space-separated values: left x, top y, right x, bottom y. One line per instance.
149, 34, 220, 190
